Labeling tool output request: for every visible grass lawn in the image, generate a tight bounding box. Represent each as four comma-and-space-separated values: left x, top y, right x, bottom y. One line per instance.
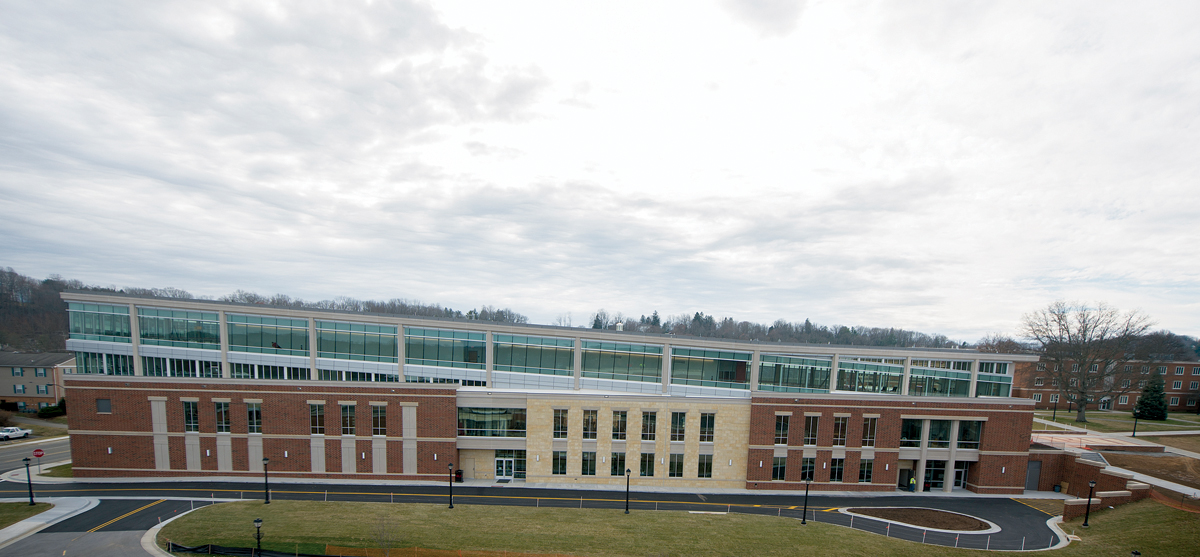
159, 499, 1199, 557
1033, 412, 1200, 433
1101, 453, 1200, 491
0, 502, 53, 530
1140, 435, 1200, 454
41, 463, 72, 477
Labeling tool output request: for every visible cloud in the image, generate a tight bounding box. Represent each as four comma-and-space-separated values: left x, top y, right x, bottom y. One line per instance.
719, 0, 807, 37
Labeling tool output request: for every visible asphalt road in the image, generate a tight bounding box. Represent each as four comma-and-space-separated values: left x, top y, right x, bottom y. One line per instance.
0, 436, 70, 474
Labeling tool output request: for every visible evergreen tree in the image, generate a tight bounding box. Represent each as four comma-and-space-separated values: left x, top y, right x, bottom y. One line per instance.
1134, 376, 1168, 421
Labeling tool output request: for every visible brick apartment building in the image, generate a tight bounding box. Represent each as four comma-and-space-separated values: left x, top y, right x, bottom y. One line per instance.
1013, 360, 1200, 413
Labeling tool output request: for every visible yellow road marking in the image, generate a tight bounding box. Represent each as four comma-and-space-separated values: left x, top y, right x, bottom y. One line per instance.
820, 507, 840, 512
1010, 498, 1057, 516
87, 499, 164, 532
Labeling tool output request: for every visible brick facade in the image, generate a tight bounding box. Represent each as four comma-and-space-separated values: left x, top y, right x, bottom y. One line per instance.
1014, 360, 1200, 413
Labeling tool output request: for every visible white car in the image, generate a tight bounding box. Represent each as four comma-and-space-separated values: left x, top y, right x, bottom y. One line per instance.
0, 427, 32, 440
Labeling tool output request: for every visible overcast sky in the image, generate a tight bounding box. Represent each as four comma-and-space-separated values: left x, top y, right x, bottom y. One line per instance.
2, 1, 1198, 341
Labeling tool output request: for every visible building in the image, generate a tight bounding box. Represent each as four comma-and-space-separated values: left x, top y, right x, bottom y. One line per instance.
1014, 360, 1200, 413
63, 291, 1041, 494
0, 351, 74, 412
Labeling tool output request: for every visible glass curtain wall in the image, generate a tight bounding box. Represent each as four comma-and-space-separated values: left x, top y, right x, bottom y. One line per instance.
908, 360, 971, 397
137, 308, 219, 349
492, 334, 574, 376
457, 408, 527, 437
836, 358, 904, 394
74, 352, 134, 375
404, 328, 485, 369
316, 321, 398, 363
670, 348, 752, 389
581, 341, 662, 382
68, 303, 131, 343
976, 362, 1013, 397
757, 355, 832, 393
227, 315, 309, 356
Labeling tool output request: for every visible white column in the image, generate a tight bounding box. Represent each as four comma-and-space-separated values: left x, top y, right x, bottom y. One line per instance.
308, 317, 318, 380
130, 303, 143, 376
485, 332, 494, 388
573, 337, 582, 390
944, 420, 959, 492
969, 359, 981, 397
402, 405, 418, 475
749, 351, 761, 392
662, 344, 672, 393
219, 310, 229, 378
914, 419, 929, 491
900, 357, 912, 395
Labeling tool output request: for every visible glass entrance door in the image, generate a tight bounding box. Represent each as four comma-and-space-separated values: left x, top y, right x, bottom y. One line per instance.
495, 458, 515, 479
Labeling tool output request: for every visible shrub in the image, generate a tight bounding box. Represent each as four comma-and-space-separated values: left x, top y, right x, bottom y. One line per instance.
0, 410, 13, 427
37, 405, 65, 419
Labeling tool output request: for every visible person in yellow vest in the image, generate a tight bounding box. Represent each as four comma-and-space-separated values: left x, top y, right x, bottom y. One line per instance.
909, 476, 917, 492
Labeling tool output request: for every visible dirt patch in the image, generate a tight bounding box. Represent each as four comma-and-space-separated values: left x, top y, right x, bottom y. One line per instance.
1013, 498, 1064, 516
845, 507, 989, 531
1102, 452, 1200, 490
1141, 434, 1200, 455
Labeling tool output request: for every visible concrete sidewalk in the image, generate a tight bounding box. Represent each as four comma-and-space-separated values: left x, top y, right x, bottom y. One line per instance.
0, 497, 98, 551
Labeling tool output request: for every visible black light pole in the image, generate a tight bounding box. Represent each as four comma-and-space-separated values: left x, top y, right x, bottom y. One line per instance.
1083, 480, 1096, 527
1052, 396, 1059, 421
1132, 410, 1140, 437
22, 457, 34, 506
801, 478, 810, 525
624, 468, 632, 514
263, 457, 270, 504
253, 517, 263, 556
448, 462, 454, 509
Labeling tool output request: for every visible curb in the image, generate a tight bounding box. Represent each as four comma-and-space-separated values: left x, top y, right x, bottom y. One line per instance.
0, 497, 100, 551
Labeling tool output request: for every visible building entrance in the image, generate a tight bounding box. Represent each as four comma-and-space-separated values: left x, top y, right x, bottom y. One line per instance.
495, 458, 515, 480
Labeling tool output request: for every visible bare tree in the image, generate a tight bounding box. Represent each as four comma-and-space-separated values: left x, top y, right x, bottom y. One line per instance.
1021, 301, 1153, 422
975, 334, 1028, 354
372, 515, 400, 557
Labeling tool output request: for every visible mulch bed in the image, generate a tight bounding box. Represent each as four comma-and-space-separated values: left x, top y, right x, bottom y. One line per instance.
846, 507, 989, 531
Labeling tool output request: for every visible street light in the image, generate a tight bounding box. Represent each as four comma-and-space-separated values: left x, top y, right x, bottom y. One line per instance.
801, 478, 810, 525
624, 468, 632, 514
448, 462, 454, 509
22, 457, 34, 506
1083, 480, 1097, 527
263, 457, 270, 504
1052, 396, 1059, 421
253, 518, 263, 556
1132, 410, 1140, 437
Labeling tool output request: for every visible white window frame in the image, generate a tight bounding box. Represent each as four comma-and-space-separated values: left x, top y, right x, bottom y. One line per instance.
1118, 395, 1128, 405
13, 385, 24, 394
1032, 393, 1042, 402
1169, 397, 1180, 406
1176, 366, 1186, 375
1034, 377, 1044, 386
1049, 394, 1060, 403
1173, 381, 1183, 390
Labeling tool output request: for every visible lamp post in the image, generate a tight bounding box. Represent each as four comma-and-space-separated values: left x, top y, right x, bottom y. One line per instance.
801, 478, 810, 525
624, 468, 632, 514
253, 518, 263, 556
1132, 410, 1140, 437
1083, 480, 1097, 527
262, 457, 270, 504
22, 457, 34, 506
448, 462, 454, 509
1052, 396, 1059, 421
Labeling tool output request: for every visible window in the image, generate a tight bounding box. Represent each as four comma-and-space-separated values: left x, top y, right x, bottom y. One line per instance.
1052, 378, 1059, 386
1193, 367, 1200, 375
1189, 399, 1197, 407
582, 409, 598, 440
804, 416, 819, 445
1118, 396, 1128, 405
552, 451, 567, 475
772, 456, 786, 480
1033, 393, 1042, 402
1177, 366, 1186, 375
35, 368, 46, 377
1139, 380, 1147, 388
1157, 366, 1167, 374
36, 385, 48, 394
861, 417, 877, 448
12, 385, 24, 394
832, 417, 847, 447
1141, 366, 1150, 374
801, 457, 815, 481
900, 419, 922, 447
11, 367, 22, 376
774, 415, 790, 445
928, 420, 951, 448
1191, 381, 1198, 390
611, 452, 626, 476
372, 405, 386, 436
1050, 394, 1060, 403
310, 404, 325, 434
1071, 364, 1080, 372
1089, 364, 1098, 373
697, 454, 713, 478
641, 412, 656, 441
582, 451, 597, 475
553, 409, 568, 439
669, 454, 684, 477
215, 402, 230, 433
670, 411, 686, 441
1121, 379, 1131, 388
1124, 365, 1132, 372
1036, 363, 1046, 371
612, 411, 627, 440
458, 408, 527, 437
1034, 377, 1044, 386
958, 421, 982, 449
341, 405, 356, 436
1170, 397, 1180, 406
640, 453, 655, 477
829, 458, 844, 482
699, 413, 715, 442
859, 459, 873, 483
1174, 381, 1183, 390
96, 398, 112, 413
184, 401, 199, 432
247, 403, 262, 434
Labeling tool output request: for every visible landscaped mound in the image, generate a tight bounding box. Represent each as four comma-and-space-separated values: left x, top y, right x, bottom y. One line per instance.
846, 507, 989, 531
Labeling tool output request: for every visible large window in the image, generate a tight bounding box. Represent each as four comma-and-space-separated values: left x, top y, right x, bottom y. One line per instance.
757, 355, 832, 393
228, 314, 309, 356
907, 365, 971, 397
958, 421, 983, 449
404, 327, 485, 369
772, 457, 786, 480
859, 459, 873, 483
835, 358, 903, 394
184, 401, 199, 432
832, 417, 848, 447
861, 417, 877, 448
774, 415, 789, 445
341, 405, 356, 436
247, 403, 262, 434
316, 321, 398, 363
612, 411, 627, 440
801, 457, 814, 481
829, 458, 845, 482
76, 352, 134, 375
611, 452, 626, 476
138, 307, 220, 350
698, 454, 713, 478
372, 405, 386, 436
640, 453, 655, 477
310, 404, 325, 434
804, 416, 818, 446
67, 302, 131, 343
492, 334, 574, 376
552, 451, 567, 475
900, 419, 922, 447
670, 412, 686, 441
699, 413, 715, 443
215, 402, 230, 433
457, 408, 526, 437
975, 372, 1013, 397
582, 452, 597, 476
581, 341, 662, 383
553, 409, 569, 439
582, 409, 598, 439
928, 420, 951, 448
670, 348, 752, 389
642, 411, 657, 440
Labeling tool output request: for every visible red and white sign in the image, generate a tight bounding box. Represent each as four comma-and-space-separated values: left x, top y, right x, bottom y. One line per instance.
32, 449, 44, 458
